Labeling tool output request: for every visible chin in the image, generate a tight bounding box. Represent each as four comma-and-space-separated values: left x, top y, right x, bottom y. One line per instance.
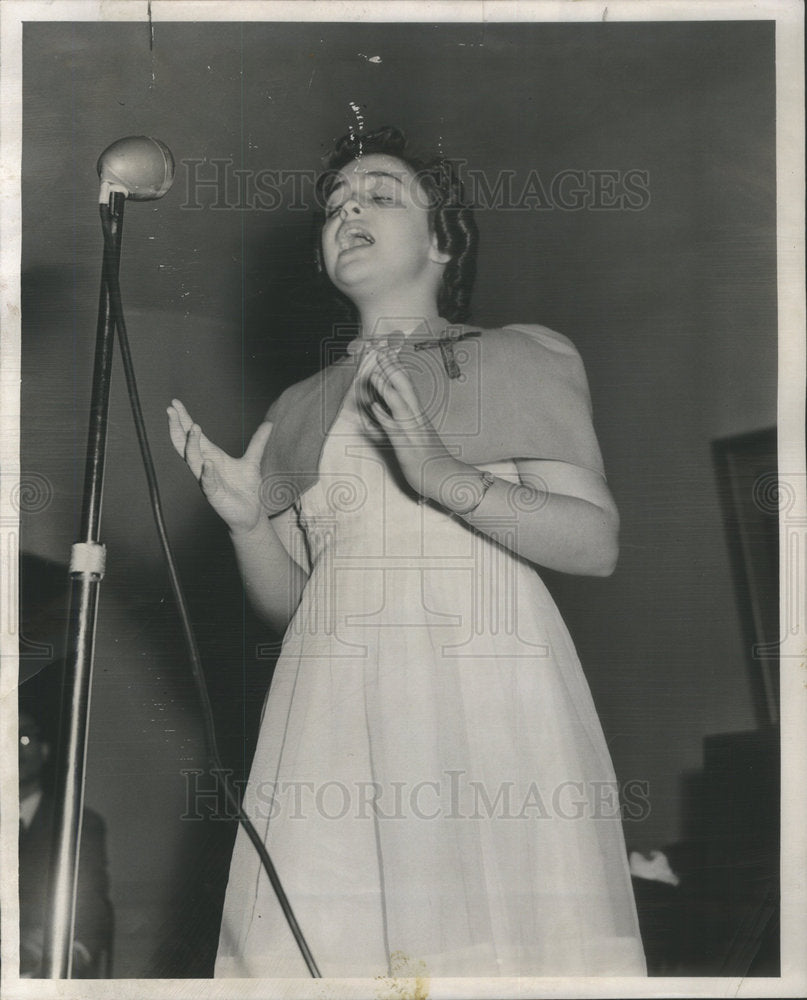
331, 264, 376, 295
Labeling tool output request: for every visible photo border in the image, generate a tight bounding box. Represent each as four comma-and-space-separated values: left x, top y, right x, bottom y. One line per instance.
1, 2, 804, 998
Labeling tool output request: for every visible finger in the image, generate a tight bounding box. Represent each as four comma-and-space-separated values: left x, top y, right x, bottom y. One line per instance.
166, 406, 189, 457
243, 420, 274, 464
367, 365, 402, 401
170, 398, 194, 435
184, 423, 205, 480
194, 425, 220, 462
368, 368, 410, 421
374, 349, 410, 388
186, 420, 234, 469
369, 399, 395, 430
200, 460, 222, 498
373, 353, 421, 413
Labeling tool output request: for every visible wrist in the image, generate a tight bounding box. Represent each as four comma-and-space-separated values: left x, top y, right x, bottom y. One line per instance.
228, 515, 269, 542
420, 456, 466, 504
425, 460, 496, 516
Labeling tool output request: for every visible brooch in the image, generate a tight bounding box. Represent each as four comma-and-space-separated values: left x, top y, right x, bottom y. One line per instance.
412, 330, 480, 379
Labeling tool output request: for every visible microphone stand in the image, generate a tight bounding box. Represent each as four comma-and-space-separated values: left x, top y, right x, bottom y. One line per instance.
40, 163, 319, 977
41, 191, 125, 978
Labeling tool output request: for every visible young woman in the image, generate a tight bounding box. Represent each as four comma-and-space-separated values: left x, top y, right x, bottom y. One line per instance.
168, 126, 646, 979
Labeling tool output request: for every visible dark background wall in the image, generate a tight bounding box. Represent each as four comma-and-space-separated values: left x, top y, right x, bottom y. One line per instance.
19, 19, 776, 976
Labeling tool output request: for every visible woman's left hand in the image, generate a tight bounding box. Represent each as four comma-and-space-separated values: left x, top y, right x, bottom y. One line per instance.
363, 349, 619, 576
364, 349, 463, 501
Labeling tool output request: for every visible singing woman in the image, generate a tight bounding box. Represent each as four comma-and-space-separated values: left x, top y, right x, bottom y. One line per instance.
168, 126, 646, 978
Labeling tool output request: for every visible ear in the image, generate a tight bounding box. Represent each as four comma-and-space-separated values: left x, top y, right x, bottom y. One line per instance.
428, 231, 452, 266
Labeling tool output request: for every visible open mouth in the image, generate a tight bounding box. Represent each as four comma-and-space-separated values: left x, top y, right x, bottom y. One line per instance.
338, 225, 375, 252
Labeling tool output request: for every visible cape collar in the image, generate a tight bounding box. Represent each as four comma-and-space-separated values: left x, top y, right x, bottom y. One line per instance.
260, 323, 605, 515
341, 317, 481, 380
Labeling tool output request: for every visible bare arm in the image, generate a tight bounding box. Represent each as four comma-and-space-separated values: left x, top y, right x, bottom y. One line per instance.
228, 515, 309, 631
426, 456, 619, 577
167, 399, 309, 631
366, 352, 619, 578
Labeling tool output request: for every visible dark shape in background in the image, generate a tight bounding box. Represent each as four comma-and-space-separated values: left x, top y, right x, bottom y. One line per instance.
18, 553, 69, 684
712, 428, 779, 725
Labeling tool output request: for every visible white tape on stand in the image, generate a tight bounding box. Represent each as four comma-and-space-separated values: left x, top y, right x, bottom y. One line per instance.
69, 542, 106, 579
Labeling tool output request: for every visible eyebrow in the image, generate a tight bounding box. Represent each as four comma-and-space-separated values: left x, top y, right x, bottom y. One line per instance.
326, 170, 407, 198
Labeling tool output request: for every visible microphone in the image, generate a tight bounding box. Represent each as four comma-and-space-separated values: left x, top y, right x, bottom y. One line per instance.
97, 136, 175, 203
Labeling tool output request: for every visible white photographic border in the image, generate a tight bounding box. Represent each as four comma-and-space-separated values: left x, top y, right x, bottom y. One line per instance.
1, 2, 804, 998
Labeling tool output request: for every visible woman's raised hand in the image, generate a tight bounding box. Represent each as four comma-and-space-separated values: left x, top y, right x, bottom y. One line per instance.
364, 350, 461, 502
167, 398, 274, 535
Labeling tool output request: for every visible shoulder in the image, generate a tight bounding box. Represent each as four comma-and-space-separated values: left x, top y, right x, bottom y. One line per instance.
478, 322, 580, 358
472, 323, 588, 384
264, 362, 344, 421
264, 370, 318, 417
501, 322, 578, 353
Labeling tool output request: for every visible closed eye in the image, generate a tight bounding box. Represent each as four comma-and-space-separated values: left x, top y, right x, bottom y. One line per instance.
324, 192, 397, 217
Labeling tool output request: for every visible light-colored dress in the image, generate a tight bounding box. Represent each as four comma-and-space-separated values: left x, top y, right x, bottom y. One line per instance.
215, 330, 646, 979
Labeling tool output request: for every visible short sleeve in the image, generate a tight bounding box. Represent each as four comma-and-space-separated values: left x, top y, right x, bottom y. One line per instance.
475, 325, 605, 476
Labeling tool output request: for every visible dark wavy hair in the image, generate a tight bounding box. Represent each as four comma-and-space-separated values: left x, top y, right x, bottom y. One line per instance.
314, 125, 478, 324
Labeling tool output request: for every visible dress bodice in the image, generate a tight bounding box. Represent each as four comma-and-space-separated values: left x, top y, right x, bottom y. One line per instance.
296, 347, 519, 565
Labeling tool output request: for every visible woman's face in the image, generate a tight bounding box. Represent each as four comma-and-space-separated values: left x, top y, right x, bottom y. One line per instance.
320, 153, 449, 303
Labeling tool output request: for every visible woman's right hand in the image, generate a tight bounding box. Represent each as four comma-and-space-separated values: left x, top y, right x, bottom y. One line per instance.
167, 398, 274, 535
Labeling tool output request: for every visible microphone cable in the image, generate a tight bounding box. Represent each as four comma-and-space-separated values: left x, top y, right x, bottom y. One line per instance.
99, 198, 321, 978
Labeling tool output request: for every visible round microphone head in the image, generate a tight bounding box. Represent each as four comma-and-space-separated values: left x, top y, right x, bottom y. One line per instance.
97, 136, 175, 201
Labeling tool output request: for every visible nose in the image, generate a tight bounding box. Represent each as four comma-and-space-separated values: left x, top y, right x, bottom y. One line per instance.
339, 197, 362, 220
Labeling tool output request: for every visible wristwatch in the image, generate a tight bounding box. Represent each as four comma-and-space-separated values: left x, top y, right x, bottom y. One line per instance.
452, 470, 496, 516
